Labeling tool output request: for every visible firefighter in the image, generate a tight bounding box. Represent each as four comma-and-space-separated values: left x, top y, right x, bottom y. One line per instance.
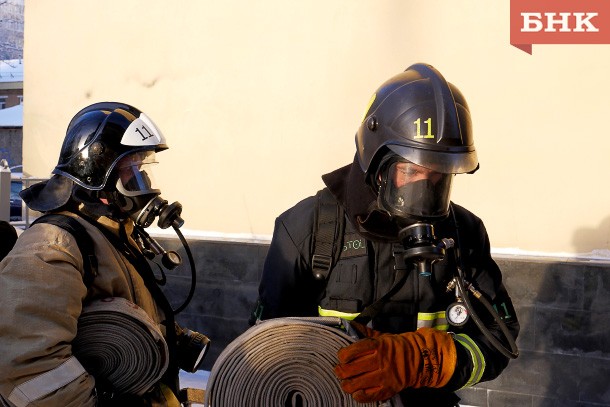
0, 102, 185, 406
252, 63, 520, 406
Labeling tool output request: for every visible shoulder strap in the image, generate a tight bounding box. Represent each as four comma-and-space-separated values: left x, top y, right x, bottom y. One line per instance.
311, 188, 345, 281
31, 214, 98, 288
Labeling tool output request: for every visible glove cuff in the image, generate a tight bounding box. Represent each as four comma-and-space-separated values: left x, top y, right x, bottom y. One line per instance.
408, 328, 457, 389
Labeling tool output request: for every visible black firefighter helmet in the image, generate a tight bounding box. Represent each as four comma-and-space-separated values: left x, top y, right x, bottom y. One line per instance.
356, 63, 478, 180
22, 102, 168, 212
54, 102, 168, 190
355, 63, 478, 223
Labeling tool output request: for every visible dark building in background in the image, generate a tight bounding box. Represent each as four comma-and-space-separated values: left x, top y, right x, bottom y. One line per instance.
0, 60, 23, 167
0, 0, 24, 60
0, 0, 24, 168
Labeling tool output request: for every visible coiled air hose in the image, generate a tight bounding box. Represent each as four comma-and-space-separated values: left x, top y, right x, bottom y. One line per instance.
72, 297, 169, 397
204, 317, 378, 407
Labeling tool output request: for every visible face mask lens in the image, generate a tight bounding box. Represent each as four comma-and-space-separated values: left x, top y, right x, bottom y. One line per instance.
116, 151, 159, 195
379, 160, 453, 221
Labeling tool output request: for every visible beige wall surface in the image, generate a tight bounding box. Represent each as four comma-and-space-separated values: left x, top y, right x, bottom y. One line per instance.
23, 1, 610, 256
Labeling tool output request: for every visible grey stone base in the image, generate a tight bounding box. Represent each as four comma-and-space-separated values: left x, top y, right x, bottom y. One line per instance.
157, 236, 610, 406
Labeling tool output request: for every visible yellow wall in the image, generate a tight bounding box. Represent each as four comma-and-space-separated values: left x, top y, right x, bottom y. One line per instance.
23, 1, 610, 255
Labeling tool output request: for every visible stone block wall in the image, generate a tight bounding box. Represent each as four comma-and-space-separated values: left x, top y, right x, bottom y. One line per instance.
157, 236, 610, 406
158, 238, 265, 371
457, 258, 610, 407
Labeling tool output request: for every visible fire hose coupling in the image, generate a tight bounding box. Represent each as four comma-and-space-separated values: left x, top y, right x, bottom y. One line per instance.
175, 323, 211, 374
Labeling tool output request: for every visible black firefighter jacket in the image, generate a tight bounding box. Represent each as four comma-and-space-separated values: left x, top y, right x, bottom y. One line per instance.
256, 159, 520, 406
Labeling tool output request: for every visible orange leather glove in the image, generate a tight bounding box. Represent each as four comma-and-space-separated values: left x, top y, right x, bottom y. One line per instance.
334, 328, 457, 403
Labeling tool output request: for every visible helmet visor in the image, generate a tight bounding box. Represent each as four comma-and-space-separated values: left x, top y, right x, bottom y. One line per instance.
378, 160, 453, 221
115, 151, 160, 197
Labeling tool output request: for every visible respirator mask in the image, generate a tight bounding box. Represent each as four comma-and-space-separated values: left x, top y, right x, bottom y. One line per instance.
376, 157, 453, 227
376, 156, 454, 276
114, 151, 184, 230
112, 150, 185, 270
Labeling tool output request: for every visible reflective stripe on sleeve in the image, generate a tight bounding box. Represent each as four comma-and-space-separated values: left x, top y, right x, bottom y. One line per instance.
454, 333, 486, 388
417, 311, 449, 331
317, 306, 360, 321
8, 356, 86, 407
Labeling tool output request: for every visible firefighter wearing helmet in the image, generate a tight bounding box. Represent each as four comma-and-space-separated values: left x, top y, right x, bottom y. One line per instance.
252, 64, 520, 406
0, 102, 193, 406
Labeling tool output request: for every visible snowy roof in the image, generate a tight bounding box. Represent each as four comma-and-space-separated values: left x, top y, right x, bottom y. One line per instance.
0, 104, 23, 127
0, 59, 24, 83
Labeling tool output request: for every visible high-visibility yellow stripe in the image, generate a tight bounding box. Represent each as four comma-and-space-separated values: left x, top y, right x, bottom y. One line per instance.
318, 306, 360, 321
454, 333, 486, 388
417, 311, 449, 331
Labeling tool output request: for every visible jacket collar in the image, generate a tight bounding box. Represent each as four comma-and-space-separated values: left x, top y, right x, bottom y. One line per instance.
321, 155, 400, 242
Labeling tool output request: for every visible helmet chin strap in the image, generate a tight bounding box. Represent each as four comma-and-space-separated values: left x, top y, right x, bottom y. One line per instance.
70, 188, 126, 221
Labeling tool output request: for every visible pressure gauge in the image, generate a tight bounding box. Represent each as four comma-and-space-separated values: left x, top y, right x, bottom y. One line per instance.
446, 302, 469, 326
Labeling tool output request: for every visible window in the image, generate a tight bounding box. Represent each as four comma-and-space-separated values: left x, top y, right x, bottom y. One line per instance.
0, 96, 7, 110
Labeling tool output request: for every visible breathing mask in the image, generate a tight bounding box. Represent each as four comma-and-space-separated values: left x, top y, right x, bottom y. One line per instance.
114, 151, 184, 230
373, 155, 454, 277
112, 150, 186, 271
376, 155, 453, 227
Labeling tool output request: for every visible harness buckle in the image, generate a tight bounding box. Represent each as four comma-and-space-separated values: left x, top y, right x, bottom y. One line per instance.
311, 254, 332, 281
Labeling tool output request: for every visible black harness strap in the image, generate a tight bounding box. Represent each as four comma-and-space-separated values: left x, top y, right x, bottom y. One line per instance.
311, 192, 413, 325
31, 214, 98, 288
311, 188, 345, 281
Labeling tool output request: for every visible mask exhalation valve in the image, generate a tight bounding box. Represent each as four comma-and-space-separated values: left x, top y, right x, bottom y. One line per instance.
136, 196, 185, 230
398, 223, 454, 276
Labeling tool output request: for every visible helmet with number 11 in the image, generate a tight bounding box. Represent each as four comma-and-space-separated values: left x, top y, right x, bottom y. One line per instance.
355, 63, 478, 224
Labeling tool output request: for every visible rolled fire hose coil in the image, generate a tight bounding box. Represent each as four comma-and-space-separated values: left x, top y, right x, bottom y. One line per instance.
204, 317, 378, 407
72, 297, 169, 396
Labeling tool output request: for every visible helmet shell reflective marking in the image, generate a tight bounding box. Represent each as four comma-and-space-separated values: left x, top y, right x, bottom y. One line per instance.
355, 63, 478, 178
53, 102, 168, 190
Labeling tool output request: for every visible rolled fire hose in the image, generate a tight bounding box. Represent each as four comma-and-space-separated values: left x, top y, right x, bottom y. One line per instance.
72, 297, 169, 397
204, 317, 379, 407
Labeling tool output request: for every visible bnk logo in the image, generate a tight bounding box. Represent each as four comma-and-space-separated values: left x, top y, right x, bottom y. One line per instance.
510, 0, 610, 54
521, 12, 599, 32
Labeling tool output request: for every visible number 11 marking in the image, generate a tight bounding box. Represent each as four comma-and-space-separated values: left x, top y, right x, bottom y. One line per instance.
414, 118, 435, 139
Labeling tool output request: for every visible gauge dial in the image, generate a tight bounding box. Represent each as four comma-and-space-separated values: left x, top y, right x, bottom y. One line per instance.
447, 302, 469, 326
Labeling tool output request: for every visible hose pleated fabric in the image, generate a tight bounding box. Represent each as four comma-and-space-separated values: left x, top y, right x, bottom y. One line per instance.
204, 317, 378, 407
72, 297, 169, 396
